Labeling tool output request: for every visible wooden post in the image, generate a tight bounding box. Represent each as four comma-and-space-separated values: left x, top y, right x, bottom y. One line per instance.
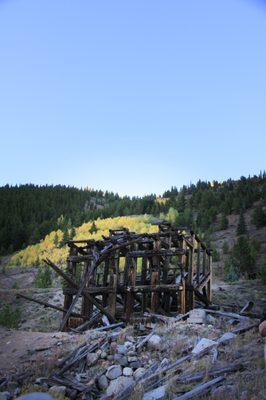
102, 259, 110, 307
141, 256, 148, 312
207, 253, 212, 302
187, 234, 195, 311
196, 242, 201, 285
81, 260, 93, 321
108, 252, 118, 318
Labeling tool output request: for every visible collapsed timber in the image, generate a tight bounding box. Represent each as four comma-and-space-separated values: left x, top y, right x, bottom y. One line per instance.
19, 223, 213, 332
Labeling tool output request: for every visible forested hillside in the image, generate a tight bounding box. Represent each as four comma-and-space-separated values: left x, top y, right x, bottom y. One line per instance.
1, 173, 266, 257
0, 185, 163, 254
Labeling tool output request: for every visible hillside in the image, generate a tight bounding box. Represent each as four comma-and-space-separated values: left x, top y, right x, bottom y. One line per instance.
9, 215, 158, 267
1, 173, 265, 257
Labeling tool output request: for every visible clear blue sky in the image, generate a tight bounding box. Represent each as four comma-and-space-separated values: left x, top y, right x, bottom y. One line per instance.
0, 0, 265, 196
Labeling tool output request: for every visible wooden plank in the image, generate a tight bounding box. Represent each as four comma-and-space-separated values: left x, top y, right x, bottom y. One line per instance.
45, 259, 116, 325
172, 376, 225, 400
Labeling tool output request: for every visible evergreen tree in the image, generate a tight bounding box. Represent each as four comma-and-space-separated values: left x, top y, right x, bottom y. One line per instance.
237, 211, 247, 236
54, 232, 59, 246
252, 205, 266, 228
220, 214, 229, 230
89, 221, 98, 234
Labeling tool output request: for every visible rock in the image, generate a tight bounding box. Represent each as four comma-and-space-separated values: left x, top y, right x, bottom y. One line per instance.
67, 389, 78, 400
106, 365, 122, 380
217, 332, 237, 344
110, 342, 117, 354
127, 350, 137, 356
160, 358, 169, 368
147, 334, 162, 350
187, 309, 206, 324
100, 351, 107, 359
0, 392, 11, 400
107, 355, 114, 361
192, 338, 218, 355
97, 375, 109, 390
123, 367, 133, 376
133, 367, 146, 380
17, 394, 56, 400
127, 356, 138, 363
143, 385, 166, 400
211, 384, 236, 397
86, 352, 99, 366
114, 354, 128, 366
259, 320, 266, 337
129, 361, 141, 369
206, 314, 216, 323
124, 341, 135, 352
48, 386, 66, 396
125, 334, 135, 343
106, 376, 134, 397
117, 344, 127, 355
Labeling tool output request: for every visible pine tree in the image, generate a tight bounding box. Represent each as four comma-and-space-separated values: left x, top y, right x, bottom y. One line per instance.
89, 221, 98, 234
237, 211, 247, 236
220, 214, 228, 230
54, 232, 59, 246
252, 205, 266, 228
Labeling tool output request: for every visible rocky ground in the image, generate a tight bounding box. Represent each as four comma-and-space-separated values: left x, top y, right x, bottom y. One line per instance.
0, 265, 265, 400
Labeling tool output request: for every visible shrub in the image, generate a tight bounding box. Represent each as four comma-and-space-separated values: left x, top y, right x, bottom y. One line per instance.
224, 258, 240, 282
212, 247, 220, 262
222, 241, 229, 254
0, 304, 21, 328
35, 264, 53, 288
11, 281, 19, 289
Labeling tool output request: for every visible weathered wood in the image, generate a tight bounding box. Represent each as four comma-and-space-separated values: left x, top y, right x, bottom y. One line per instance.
16, 293, 87, 319
205, 309, 250, 321
45, 259, 116, 324
172, 376, 225, 400
47, 225, 212, 330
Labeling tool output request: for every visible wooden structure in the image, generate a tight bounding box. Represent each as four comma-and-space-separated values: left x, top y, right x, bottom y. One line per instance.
49, 223, 212, 331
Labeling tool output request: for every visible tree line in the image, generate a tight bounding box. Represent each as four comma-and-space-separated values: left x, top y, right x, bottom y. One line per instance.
1, 172, 265, 255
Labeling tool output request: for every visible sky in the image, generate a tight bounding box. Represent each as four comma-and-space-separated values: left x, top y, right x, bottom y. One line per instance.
0, 0, 265, 196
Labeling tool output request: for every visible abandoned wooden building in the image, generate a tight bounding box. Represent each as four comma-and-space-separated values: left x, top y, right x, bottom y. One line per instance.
18, 223, 212, 331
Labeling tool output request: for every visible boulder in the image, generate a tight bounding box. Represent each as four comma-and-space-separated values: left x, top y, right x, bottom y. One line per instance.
129, 361, 141, 369
106, 365, 122, 380
123, 367, 133, 376
48, 386, 66, 396
192, 338, 218, 355
259, 320, 266, 337
106, 376, 134, 397
86, 352, 99, 366
127, 356, 138, 363
187, 309, 206, 324
97, 375, 108, 390
17, 394, 55, 400
147, 334, 162, 350
117, 344, 127, 355
114, 354, 128, 366
0, 393, 11, 400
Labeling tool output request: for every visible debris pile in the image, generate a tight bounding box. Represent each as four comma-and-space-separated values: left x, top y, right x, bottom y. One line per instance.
1, 304, 264, 400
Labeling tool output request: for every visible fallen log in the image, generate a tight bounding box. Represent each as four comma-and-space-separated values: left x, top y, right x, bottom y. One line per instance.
45, 258, 117, 326
16, 292, 87, 319
204, 309, 250, 321
172, 376, 225, 400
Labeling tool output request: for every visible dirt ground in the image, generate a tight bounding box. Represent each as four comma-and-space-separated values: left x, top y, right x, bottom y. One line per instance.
0, 266, 265, 399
